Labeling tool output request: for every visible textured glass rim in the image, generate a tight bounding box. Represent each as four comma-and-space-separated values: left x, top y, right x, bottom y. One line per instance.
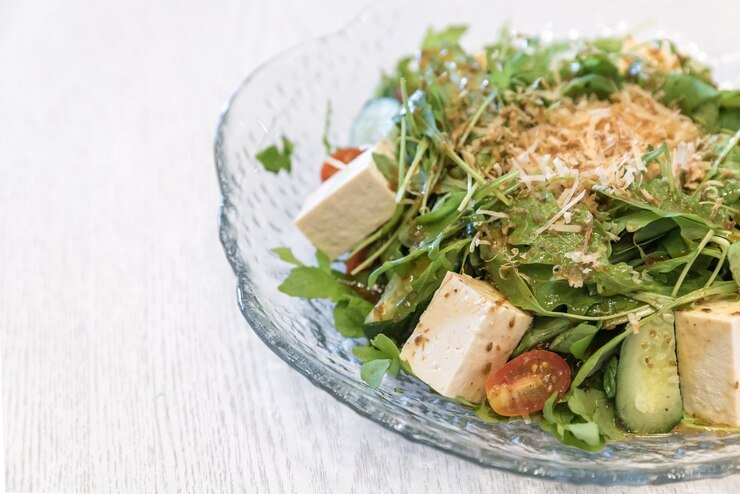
214, 1, 740, 485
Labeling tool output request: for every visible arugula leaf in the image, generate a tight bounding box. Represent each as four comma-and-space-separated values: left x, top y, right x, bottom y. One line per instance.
596, 180, 723, 235
572, 327, 631, 387
549, 323, 600, 359
255, 136, 294, 174
662, 73, 719, 128
718, 90, 740, 130
614, 210, 662, 234
603, 357, 618, 399
513, 317, 573, 356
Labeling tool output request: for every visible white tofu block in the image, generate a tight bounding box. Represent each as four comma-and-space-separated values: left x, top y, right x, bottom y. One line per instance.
676, 298, 740, 426
294, 141, 396, 260
400, 272, 533, 403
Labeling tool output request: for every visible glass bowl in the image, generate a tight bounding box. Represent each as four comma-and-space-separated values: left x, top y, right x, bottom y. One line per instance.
215, 0, 740, 484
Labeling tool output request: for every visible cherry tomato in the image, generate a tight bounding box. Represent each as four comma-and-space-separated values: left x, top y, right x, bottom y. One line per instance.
485, 350, 571, 417
320, 147, 364, 182
345, 247, 368, 274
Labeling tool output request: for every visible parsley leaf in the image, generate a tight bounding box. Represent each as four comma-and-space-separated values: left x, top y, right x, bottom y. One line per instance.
255, 136, 294, 174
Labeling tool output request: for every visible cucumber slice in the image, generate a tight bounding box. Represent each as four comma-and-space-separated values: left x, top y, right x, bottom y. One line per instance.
616, 314, 683, 434
350, 98, 401, 146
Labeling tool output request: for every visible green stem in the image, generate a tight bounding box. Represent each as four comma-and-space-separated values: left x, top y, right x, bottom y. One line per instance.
705, 236, 730, 287
349, 204, 405, 257
396, 139, 429, 202
457, 175, 479, 212
397, 117, 407, 197
350, 232, 399, 276
445, 147, 485, 184
671, 229, 713, 297
399, 78, 418, 135
458, 91, 497, 146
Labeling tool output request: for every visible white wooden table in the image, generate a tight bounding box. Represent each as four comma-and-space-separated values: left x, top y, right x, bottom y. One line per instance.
1, 1, 737, 492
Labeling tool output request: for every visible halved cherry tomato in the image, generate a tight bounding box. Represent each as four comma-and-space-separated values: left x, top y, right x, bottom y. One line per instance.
320, 147, 364, 182
345, 247, 368, 274
485, 350, 571, 417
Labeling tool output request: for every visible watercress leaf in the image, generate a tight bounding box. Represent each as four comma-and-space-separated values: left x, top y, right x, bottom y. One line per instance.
316, 250, 331, 273
255, 136, 294, 174
360, 359, 392, 388
271, 247, 304, 266
568, 388, 626, 440
542, 392, 560, 424
565, 422, 603, 447
277, 266, 351, 302
334, 297, 374, 338
352, 346, 387, 362
371, 333, 401, 360
474, 402, 506, 423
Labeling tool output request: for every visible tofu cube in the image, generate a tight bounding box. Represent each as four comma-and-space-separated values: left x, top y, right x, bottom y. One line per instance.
294, 141, 396, 260
676, 298, 740, 426
400, 272, 533, 403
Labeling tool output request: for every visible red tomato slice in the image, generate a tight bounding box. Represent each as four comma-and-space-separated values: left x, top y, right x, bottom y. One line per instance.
485, 350, 571, 417
320, 147, 364, 182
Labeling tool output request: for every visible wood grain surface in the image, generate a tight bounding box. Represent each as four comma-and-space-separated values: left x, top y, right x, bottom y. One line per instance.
1, 0, 737, 492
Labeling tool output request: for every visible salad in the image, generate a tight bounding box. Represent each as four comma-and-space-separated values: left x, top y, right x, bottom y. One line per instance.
258, 26, 740, 450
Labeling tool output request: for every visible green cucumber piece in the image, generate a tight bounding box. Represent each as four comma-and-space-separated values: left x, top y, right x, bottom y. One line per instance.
616, 314, 683, 434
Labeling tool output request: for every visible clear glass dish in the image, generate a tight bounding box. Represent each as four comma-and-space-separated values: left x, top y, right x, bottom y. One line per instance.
214, 0, 740, 484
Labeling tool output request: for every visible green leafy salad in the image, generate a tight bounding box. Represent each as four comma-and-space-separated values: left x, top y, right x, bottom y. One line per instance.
260, 26, 740, 450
